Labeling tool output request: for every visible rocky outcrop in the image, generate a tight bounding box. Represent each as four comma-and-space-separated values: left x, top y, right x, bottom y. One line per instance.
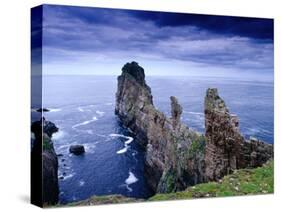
115, 62, 205, 193
69, 145, 85, 155
170, 96, 182, 129
204, 88, 273, 181
115, 62, 273, 195
31, 118, 59, 205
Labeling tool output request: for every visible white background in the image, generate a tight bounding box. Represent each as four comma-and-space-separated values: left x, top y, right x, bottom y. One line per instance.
0, 0, 280, 211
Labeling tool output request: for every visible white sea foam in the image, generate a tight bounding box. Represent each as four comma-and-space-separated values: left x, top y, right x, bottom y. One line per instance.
79, 180, 85, 186
109, 134, 134, 154
72, 116, 98, 129
52, 130, 65, 140
78, 107, 84, 112
77, 105, 95, 112
124, 172, 138, 192
117, 147, 128, 154
96, 110, 105, 116
185, 111, 204, 116
62, 173, 74, 180
125, 137, 133, 145
109, 134, 133, 144
49, 108, 62, 112
125, 172, 138, 185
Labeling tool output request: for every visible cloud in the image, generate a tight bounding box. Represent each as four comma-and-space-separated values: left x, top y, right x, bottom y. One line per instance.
38, 5, 273, 78
128, 10, 274, 40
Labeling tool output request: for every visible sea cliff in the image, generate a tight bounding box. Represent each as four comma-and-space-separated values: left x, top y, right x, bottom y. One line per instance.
115, 61, 273, 194
31, 118, 59, 205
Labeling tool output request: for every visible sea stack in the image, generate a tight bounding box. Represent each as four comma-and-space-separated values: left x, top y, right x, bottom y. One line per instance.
170, 96, 182, 129
204, 88, 274, 181
115, 61, 205, 193
115, 62, 274, 194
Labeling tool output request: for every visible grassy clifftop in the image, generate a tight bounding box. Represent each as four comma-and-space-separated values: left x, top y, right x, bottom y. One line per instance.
64, 195, 140, 207
61, 161, 273, 207
150, 160, 273, 201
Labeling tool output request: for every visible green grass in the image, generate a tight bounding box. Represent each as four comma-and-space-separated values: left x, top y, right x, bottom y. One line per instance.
158, 169, 177, 193
187, 135, 205, 158
150, 160, 273, 201
43, 135, 52, 151
64, 195, 140, 207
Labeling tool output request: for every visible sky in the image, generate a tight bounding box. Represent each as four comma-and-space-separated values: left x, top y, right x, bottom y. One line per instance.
32, 4, 274, 80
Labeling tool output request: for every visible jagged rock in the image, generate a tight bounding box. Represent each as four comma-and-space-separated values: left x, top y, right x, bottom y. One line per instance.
204, 88, 273, 181
115, 62, 274, 195
44, 120, 59, 137
31, 119, 59, 205
122, 61, 145, 86
31, 118, 58, 139
170, 96, 182, 129
115, 62, 205, 193
42, 134, 59, 204
69, 145, 85, 155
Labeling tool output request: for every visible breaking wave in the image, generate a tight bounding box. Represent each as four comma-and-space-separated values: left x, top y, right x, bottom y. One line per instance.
72, 116, 98, 129
109, 134, 134, 154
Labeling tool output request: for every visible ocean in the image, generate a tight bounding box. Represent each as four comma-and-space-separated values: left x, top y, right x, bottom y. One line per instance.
32, 75, 273, 203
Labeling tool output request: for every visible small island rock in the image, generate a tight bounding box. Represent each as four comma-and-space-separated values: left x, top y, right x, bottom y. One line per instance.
69, 145, 85, 155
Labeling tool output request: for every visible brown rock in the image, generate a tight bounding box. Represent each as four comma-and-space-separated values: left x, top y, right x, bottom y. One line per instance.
115, 62, 205, 193
204, 88, 273, 181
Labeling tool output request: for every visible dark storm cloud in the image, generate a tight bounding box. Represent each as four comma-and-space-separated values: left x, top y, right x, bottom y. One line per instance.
41, 4, 274, 72
128, 11, 274, 40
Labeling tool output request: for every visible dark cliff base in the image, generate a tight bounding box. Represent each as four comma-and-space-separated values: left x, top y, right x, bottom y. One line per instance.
31, 118, 59, 207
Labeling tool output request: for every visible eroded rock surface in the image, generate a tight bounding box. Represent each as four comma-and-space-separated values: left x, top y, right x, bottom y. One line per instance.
115, 62, 205, 193
204, 88, 273, 181
115, 62, 273, 195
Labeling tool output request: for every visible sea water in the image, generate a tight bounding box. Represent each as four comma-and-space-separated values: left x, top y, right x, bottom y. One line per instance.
32, 75, 273, 203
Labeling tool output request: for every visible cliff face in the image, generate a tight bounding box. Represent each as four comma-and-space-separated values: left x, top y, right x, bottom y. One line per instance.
115, 62, 205, 193
115, 62, 273, 195
31, 119, 59, 205
204, 88, 273, 181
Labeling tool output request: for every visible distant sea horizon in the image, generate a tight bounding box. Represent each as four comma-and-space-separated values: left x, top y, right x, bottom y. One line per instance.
35, 73, 274, 83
